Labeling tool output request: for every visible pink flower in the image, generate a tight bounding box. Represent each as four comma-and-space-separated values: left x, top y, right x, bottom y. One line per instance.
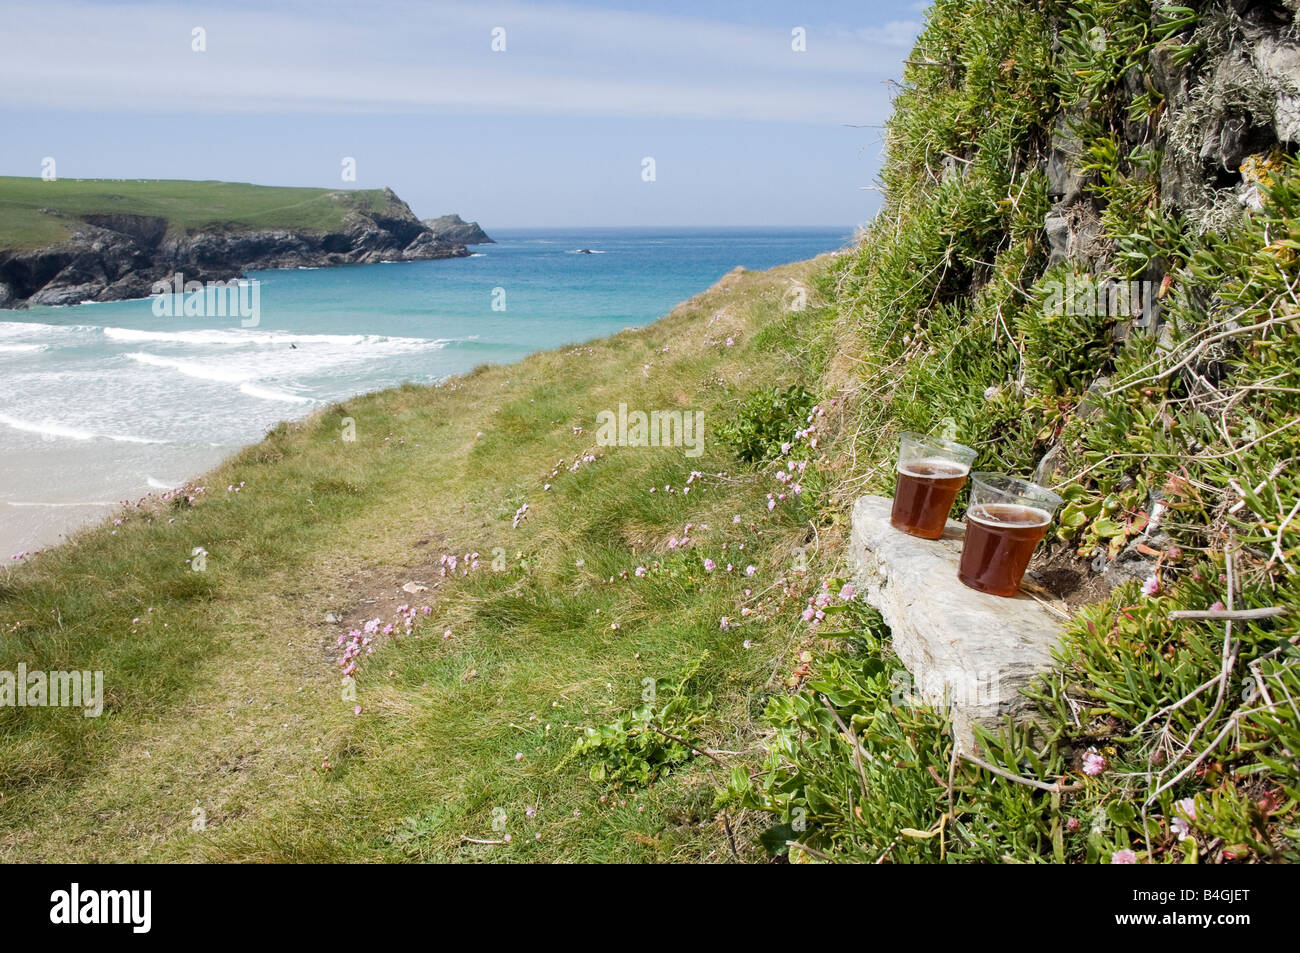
1082, 749, 1107, 776
1141, 575, 1161, 597
1171, 797, 1196, 840
1111, 849, 1137, 864
703, 559, 716, 571
514, 752, 524, 761
801, 606, 816, 622
353, 706, 363, 716
1209, 601, 1226, 612
839, 583, 856, 601
635, 566, 647, 577
719, 617, 731, 631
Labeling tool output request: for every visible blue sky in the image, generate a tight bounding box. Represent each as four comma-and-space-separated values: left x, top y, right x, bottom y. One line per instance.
0, 1, 926, 228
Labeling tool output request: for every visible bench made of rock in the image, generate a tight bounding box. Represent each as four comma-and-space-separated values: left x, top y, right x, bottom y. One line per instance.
848, 494, 1066, 748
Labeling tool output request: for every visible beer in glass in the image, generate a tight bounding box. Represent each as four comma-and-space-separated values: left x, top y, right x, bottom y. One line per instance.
890, 432, 978, 540
957, 473, 1062, 597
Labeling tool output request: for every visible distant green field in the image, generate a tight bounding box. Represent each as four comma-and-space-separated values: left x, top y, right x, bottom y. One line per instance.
0, 177, 392, 251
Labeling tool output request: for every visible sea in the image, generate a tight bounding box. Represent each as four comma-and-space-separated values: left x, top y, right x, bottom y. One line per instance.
0, 227, 852, 556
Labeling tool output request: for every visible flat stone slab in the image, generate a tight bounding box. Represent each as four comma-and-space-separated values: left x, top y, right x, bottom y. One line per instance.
849, 495, 1065, 745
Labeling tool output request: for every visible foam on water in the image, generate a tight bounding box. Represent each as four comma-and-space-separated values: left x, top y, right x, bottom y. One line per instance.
125, 350, 252, 383
104, 326, 449, 348
239, 382, 313, 404
0, 412, 163, 445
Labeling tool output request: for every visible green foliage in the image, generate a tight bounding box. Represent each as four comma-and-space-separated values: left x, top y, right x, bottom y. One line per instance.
570, 653, 712, 787
715, 385, 815, 464
1022, 264, 1116, 395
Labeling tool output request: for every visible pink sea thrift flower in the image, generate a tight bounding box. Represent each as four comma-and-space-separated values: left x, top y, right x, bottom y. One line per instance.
839, 583, 856, 601
1082, 749, 1107, 776
1171, 798, 1196, 840
703, 558, 716, 571
1141, 575, 1161, 597
1111, 849, 1137, 864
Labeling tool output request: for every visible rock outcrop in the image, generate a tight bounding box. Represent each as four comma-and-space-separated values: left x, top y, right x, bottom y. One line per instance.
421, 213, 494, 245
0, 188, 471, 308
849, 495, 1065, 746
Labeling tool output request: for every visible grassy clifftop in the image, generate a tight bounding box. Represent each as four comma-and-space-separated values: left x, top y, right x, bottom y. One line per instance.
0, 177, 395, 250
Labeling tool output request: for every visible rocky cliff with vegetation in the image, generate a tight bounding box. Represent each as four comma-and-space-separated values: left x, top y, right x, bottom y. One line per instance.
0, 180, 471, 308
718, 0, 1300, 863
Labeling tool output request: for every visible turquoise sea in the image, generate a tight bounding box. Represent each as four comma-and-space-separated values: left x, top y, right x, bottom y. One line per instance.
0, 227, 850, 553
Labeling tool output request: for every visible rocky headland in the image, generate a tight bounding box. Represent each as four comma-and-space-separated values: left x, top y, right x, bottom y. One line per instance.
0, 187, 474, 308
421, 213, 494, 246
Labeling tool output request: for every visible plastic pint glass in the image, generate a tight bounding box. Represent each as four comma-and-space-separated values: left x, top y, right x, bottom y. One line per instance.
889, 432, 978, 540
957, 473, 1062, 597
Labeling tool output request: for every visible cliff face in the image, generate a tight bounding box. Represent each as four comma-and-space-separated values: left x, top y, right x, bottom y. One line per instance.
422, 213, 494, 245
782, 0, 1300, 864
0, 187, 470, 308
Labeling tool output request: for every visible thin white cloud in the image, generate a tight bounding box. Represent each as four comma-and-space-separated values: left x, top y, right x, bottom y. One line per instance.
849, 20, 925, 47
0, 0, 917, 124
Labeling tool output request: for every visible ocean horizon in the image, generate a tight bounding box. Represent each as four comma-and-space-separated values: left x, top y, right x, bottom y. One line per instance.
0, 226, 851, 556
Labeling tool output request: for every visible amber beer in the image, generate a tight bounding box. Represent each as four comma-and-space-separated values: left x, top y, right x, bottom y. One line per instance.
889, 433, 977, 540
957, 474, 1062, 598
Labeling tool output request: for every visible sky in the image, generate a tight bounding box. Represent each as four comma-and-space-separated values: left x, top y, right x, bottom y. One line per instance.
0, 0, 927, 228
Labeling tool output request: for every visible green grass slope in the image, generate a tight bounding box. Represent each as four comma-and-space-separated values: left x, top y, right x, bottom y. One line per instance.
0, 259, 841, 862
0, 177, 393, 250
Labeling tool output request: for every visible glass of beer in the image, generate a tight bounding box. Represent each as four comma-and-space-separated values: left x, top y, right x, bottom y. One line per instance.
957, 473, 1062, 597
889, 432, 978, 540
